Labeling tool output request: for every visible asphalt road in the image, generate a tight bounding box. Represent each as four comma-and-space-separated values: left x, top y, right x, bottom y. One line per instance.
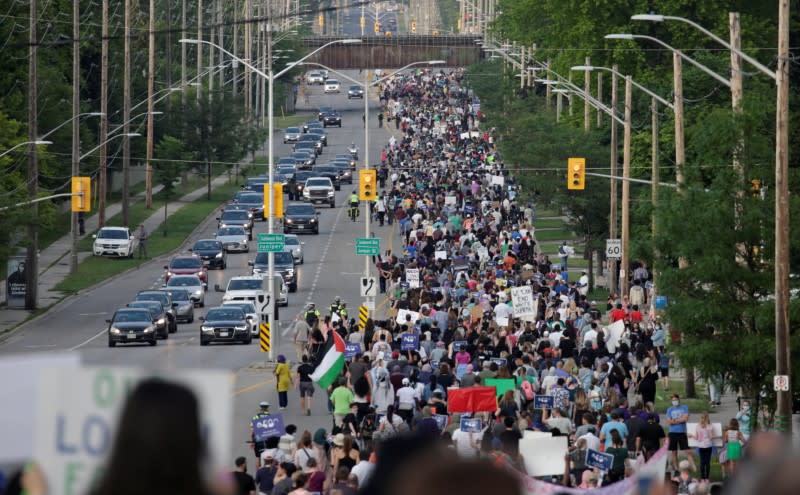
341, 1, 399, 37
0, 73, 400, 463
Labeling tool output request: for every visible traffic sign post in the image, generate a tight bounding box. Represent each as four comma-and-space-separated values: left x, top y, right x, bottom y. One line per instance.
259, 322, 271, 353
258, 233, 285, 253
606, 238, 621, 259
358, 305, 369, 331
360, 277, 377, 297
355, 237, 380, 256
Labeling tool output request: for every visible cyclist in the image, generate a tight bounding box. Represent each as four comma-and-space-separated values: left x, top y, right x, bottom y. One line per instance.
349, 191, 360, 222
250, 401, 271, 468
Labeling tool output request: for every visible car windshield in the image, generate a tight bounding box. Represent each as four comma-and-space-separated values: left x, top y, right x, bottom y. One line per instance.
224, 303, 256, 313
315, 167, 335, 173
286, 127, 300, 134
113, 310, 151, 323
327, 80, 339, 85
217, 227, 245, 236
306, 178, 330, 187
98, 229, 128, 239
168, 276, 200, 287
350, 86, 360, 91
295, 142, 313, 149
284, 237, 299, 246
254, 251, 292, 265
206, 308, 244, 321
285, 204, 315, 215
194, 240, 220, 250
170, 257, 201, 269
136, 293, 167, 304
227, 279, 263, 290
222, 211, 249, 220
129, 302, 160, 314
168, 290, 191, 301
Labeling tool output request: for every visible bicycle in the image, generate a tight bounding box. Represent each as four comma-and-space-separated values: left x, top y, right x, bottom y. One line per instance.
349, 204, 360, 222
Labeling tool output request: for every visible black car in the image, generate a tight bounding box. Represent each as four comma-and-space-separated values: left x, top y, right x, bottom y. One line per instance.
190, 239, 227, 269
283, 202, 320, 235
107, 308, 158, 347
311, 166, 342, 191
348, 85, 364, 99
200, 307, 251, 345
307, 131, 327, 146
302, 119, 318, 133
234, 191, 265, 221
317, 106, 334, 121
243, 176, 269, 192
217, 209, 254, 239
249, 250, 297, 292
293, 171, 315, 197
291, 150, 316, 169
126, 300, 169, 339
298, 133, 323, 155
322, 111, 342, 127
306, 122, 324, 135
330, 163, 354, 184
277, 157, 302, 169
135, 290, 177, 333
335, 153, 358, 169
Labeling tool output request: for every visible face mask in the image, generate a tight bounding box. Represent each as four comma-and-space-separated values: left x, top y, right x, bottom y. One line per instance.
672, 400, 680, 407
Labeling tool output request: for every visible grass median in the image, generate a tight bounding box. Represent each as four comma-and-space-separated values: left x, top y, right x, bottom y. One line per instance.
55, 179, 243, 294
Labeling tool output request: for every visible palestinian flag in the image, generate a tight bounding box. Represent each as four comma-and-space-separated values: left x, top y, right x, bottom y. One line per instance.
310, 329, 345, 389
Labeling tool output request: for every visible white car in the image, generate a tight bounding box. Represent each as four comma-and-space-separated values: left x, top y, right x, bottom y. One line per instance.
306, 71, 324, 85
283, 234, 304, 264
215, 226, 249, 253
93, 227, 134, 258
222, 301, 260, 336
164, 275, 206, 307
324, 80, 340, 93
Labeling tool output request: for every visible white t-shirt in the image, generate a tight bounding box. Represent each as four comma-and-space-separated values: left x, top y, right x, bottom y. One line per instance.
350, 460, 375, 486
451, 428, 482, 458
579, 432, 601, 452
493, 302, 512, 320
396, 386, 418, 410
584, 329, 598, 345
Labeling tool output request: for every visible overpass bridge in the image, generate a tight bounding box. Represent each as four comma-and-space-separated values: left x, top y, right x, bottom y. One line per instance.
300, 35, 485, 69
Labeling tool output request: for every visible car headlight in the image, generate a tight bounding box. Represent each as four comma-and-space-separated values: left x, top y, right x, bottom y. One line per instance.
194, 289, 203, 296
286, 219, 293, 224
220, 223, 227, 227
287, 269, 295, 277
110, 327, 121, 334
235, 325, 248, 331
215, 252, 223, 258
248, 213, 253, 218
303, 190, 310, 197
196, 271, 204, 277
310, 218, 317, 223
201, 326, 214, 333
246, 316, 254, 321
157, 318, 165, 325
144, 326, 155, 333
327, 191, 334, 197
167, 271, 174, 277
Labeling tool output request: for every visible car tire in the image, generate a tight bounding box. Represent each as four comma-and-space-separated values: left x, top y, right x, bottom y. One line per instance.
300, 257, 304, 265
200, 339, 208, 346
108, 339, 116, 348
330, 201, 335, 208
222, 260, 227, 270
314, 229, 319, 235
290, 284, 297, 293
200, 301, 205, 308
244, 334, 252, 345
149, 339, 157, 346
188, 314, 194, 323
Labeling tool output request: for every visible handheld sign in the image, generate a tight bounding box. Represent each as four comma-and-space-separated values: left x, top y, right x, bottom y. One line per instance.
455, 363, 469, 380
491, 358, 507, 368
433, 414, 449, 431
406, 268, 420, 288
453, 340, 468, 351
344, 343, 361, 360
460, 417, 482, 433
585, 449, 614, 472
401, 334, 419, 351
534, 395, 554, 409
252, 413, 286, 442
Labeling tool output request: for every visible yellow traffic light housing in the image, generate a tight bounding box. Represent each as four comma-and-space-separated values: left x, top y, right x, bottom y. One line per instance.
374, 21, 380, 33
567, 157, 586, 190
318, 14, 324, 28
263, 183, 284, 219
71, 176, 91, 212
411, 21, 417, 33
359, 169, 377, 201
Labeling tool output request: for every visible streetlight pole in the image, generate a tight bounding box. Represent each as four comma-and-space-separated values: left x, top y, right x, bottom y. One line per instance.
621, 76, 632, 297
71, 0, 80, 275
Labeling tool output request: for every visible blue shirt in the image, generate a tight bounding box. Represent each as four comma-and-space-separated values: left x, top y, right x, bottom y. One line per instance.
600, 421, 629, 447
666, 404, 689, 433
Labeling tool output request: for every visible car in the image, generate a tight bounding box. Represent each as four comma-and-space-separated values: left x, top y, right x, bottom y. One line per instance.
319, 70, 329, 80
277, 157, 302, 169
283, 202, 320, 235
215, 226, 249, 253
135, 290, 177, 333
348, 85, 364, 99
311, 166, 342, 191
322, 111, 342, 127
107, 308, 158, 347
234, 191, 265, 221
306, 71, 324, 85
164, 255, 207, 283
291, 150, 316, 169
302, 177, 336, 208
221, 301, 260, 336
164, 275, 206, 307
277, 164, 297, 178
330, 164, 353, 184
335, 153, 358, 169
126, 300, 169, 339
302, 119, 318, 133
306, 122, 324, 135
317, 106, 334, 121
217, 209, 254, 239
307, 130, 327, 146
250, 251, 297, 292
324, 79, 341, 93
293, 141, 318, 156
283, 126, 302, 143
283, 234, 304, 264
200, 307, 251, 346
218, 275, 288, 309
298, 133, 323, 155
189, 239, 226, 269
164, 288, 195, 323
292, 171, 315, 197
92, 227, 134, 258
242, 176, 269, 192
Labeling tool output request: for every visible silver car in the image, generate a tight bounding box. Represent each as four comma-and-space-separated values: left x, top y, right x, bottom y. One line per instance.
283, 234, 304, 264
215, 226, 249, 253
165, 288, 195, 323
222, 301, 260, 336
283, 126, 301, 144
164, 275, 206, 307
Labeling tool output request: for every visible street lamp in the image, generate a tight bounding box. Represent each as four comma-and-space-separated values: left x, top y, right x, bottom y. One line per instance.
0, 140, 52, 159
38, 113, 104, 141
179, 37, 361, 360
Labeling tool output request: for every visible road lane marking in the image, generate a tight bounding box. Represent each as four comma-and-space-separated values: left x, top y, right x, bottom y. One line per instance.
305, 204, 346, 306
233, 378, 276, 397
69, 327, 108, 351
78, 312, 108, 316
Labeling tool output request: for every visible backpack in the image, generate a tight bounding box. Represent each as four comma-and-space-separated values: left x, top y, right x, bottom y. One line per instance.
521, 379, 534, 401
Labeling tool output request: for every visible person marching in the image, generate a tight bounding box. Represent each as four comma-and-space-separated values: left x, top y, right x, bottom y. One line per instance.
251, 401, 272, 468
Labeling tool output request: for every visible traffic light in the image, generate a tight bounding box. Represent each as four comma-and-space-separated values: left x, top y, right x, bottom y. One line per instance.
71, 176, 91, 212
360, 16, 365, 28
374, 21, 380, 33
263, 183, 284, 219
567, 157, 585, 190
750, 178, 762, 198
359, 169, 377, 201
411, 21, 417, 33
318, 14, 324, 28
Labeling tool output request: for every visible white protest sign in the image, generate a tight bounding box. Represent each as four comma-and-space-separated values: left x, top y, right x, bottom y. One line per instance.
34, 367, 232, 495
522, 430, 553, 440
511, 286, 537, 321
495, 316, 509, 327
475, 246, 490, 262
406, 268, 420, 288
605, 320, 626, 353
519, 435, 568, 476
0, 352, 80, 464
435, 250, 448, 260
396, 309, 421, 325
445, 195, 457, 206
491, 175, 505, 186
687, 423, 724, 447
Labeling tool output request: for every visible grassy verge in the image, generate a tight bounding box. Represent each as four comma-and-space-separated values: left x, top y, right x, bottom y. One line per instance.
535, 208, 561, 218
274, 113, 313, 129
653, 379, 712, 414
532, 218, 566, 229
54, 179, 243, 294
534, 229, 578, 242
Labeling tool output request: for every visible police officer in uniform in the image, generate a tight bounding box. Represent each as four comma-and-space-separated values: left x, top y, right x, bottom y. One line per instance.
304, 302, 320, 327
329, 296, 347, 320
251, 401, 271, 468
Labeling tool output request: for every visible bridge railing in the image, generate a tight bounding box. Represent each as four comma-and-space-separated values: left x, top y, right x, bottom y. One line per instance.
301, 35, 484, 48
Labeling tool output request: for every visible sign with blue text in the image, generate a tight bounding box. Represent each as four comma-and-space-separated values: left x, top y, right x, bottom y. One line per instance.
252, 413, 286, 442
434, 414, 449, 431
534, 395, 554, 409
585, 449, 614, 472
401, 334, 419, 351
344, 343, 361, 360
460, 417, 483, 433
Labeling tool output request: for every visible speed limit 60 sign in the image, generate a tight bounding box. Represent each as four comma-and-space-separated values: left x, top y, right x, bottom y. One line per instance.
606, 239, 621, 259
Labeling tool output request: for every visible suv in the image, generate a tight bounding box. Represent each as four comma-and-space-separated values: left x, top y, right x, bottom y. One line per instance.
311, 166, 342, 191
306, 71, 324, 85
348, 85, 364, 99
93, 227, 134, 258
283, 126, 302, 143
317, 106, 334, 121
298, 133, 323, 155
322, 111, 342, 127
250, 251, 297, 292
283, 202, 319, 235
302, 177, 336, 208
324, 79, 341, 93
217, 209, 254, 239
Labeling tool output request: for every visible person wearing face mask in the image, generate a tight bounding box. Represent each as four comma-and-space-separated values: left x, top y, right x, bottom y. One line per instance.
736, 400, 752, 440
666, 393, 696, 473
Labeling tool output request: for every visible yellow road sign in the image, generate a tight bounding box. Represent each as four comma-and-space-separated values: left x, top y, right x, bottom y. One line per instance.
259, 322, 271, 352
358, 305, 369, 331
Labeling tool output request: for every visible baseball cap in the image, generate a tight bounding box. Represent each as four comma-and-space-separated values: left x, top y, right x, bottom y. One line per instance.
402, 377, 410, 385
259, 401, 270, 408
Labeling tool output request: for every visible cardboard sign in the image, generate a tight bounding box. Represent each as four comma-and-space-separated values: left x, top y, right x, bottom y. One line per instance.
519, 436, 568, 477
511, 286, 537, 320
345, 343, 362, 360
491, 175, 505, 186
687, 422, 724, 447
585, 448, 614, 471
435, 250, 448, 260
453, 340, 468, 351
534, 395, 554, 409
401, 334, 419, 351
252, 413, 287, 442
491, 358, 507, 368
460, 417, 483, 433
605, 320, 626, 354
33, 367, 232, 495
434, 414, 449, 431
396, 309, 420, 325
445, 195, 457, 206
475, 246, 490, 262
406, 268, 420, 288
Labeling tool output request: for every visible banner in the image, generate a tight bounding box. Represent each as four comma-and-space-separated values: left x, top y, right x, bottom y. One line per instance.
519, 436, 568, 477
511, 286, 537, 321
435, 250, 448, 260
586, 449, 614, 471
534, 395, 554, 409
406, 268, 420, 288
344, 343, 361, 360
460, 417, 483, 433
396, 309, 420, 326
484, 378, 516, 397
252, 413, 286, 442
434, 414, 449, 431
605, 320, 626, 354
447, 386, 497, 413
6, 255, 27, 308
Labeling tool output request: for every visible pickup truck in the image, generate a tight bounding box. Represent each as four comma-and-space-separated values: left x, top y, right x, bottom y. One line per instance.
302, 177, 336, 208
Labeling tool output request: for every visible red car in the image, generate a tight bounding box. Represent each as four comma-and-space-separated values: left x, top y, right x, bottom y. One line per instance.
164, 255, 207, 283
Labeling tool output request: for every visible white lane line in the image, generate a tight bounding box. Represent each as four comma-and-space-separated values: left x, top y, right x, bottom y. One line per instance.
305, 205, 345, 306
78, 312, 108, 316
69, 327, 108, 351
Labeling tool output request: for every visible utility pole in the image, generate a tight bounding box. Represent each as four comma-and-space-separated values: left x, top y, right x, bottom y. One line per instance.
181, 0, 187, 106
70, 0, 80, 274
233, 0, 238, 98
145, 0, 156, 209
25, 0, 39, 310
620, 76, 632, 297
209, 0, 215, 95
608, 65, 619, 296
218, 0, 224, 90
545, 58, 552, 107
774, 0, 791, 433
583, 57, 590, 132
730, 13, 744, 182
122, 0, 131, 226
651, 96, 659, 303
596, 73, 603, 128
99, 0, 109, 227
244, 0, 251, 117
197, 0, 203, 103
